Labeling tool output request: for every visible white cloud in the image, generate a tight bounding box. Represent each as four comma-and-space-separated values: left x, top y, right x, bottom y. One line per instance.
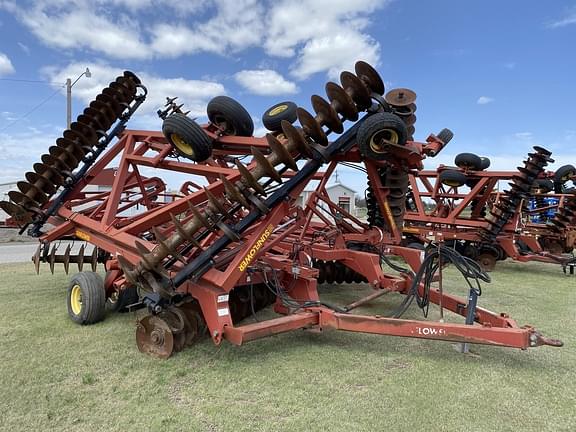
291, 30, 380, 80
514, 132, 533, 140
0, 52, 14, 76
235, 69, 298, 96
43, 62, 226, 126
547, 9, 576, 28
264, 0, 386, 79
0, 0, 388, 78
477, 96, 494, 105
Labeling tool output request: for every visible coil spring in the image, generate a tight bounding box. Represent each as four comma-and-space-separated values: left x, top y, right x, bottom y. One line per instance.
480, 146, 553, 242
366, 166, 409, 230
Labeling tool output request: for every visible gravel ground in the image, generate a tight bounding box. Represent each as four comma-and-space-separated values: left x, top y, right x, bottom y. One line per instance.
0, 227, 36, 243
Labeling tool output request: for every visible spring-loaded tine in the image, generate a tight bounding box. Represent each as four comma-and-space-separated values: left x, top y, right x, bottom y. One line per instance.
235, 160, 266, 195
33, 244, 42, 275
296, 107, 328, 146
135, 240, 157, 271
340, 71, 372, 110
280, 121, 312, 156
204, 187, 229, 216
220, 175, 250, 208
187, 202, 213, 230
325, 82, 359, 121
169, 213, 192, 241
49, 244, 57, 274
251, 147, 282, 182
354, 60, 385, 95
311, 95, 343, 133
63, 244, 71, 274
266, 134, 298, 171
75, 244, 84, 271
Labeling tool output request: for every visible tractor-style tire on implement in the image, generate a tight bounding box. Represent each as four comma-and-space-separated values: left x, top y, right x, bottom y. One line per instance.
479, 156, 491, 170
553, 164, 576, 193
440, 169, 467, 187
455, 153, 482, 170
262, 101, 298, 132
162, 113, 213, 162
67, 272, 106, 325
207, 96, 254, 136
436, 128, 454, 144
357, 112, 408, 160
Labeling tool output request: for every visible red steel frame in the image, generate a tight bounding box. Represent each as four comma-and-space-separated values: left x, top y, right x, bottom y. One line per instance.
33, 127, 562, 352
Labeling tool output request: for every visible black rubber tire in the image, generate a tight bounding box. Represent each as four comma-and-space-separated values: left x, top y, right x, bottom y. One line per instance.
437, 128, 454, 144
479, 157, 491, 170
207, 96, 254, 136
106, 286, 139, 313
440, 169, 467, 187
262, 101, 297, 132
533, 178, 554, 193
553, 164, 576, 193
67, 272, 106, 325
455, 153, 482, 170
357, 112, 408, 161
162, 113, 213, 162
407, 242, 425, 250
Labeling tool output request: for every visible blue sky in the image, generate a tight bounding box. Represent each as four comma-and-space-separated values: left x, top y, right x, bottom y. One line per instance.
1, 0, 576, 193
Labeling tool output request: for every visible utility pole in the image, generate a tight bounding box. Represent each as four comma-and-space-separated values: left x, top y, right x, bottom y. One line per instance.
66, 68, 91, 129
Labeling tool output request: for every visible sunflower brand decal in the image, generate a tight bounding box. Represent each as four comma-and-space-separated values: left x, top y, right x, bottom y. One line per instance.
238, 224, 274, 272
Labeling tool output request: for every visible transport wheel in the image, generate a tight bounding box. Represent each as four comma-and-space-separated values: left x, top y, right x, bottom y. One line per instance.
262, 101, 297, 132
436, 128, 454, 144
357, 112, 408, 160
162, 113, 213, 162
479, 157, 491, 170
207, 96, 254, 136
455, 153, 482, 170
106, 285, 139, 313
67, 272, 106, 325
553, 164, 576, 193
439, 169, 467, 187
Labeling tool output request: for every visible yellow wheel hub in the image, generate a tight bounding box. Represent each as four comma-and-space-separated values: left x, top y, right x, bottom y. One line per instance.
268, 104, 288, 116
70, 284, 83, 316
171, 133, 195, 157
369, 128, 399, 154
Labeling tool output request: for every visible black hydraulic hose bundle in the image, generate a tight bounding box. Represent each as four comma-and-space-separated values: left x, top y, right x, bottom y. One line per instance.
392, 244, 490, 319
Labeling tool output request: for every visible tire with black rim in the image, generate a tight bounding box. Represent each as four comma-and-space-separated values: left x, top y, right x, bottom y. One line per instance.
553, 164, 576, 193
262, 101, 297, 132
207, 96, 254, 136
162, 113, 213, 162
440, 169, 467, 187
67, 272, 106, 325
455, 153, 482, 170
357, 112, 408, 160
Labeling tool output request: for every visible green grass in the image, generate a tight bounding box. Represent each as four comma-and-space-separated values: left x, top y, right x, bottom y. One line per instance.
0, 260, 575, 431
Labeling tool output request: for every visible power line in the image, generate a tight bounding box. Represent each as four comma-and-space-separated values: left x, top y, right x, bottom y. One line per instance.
0, 77, 64, 85
0, 86, 64, 133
